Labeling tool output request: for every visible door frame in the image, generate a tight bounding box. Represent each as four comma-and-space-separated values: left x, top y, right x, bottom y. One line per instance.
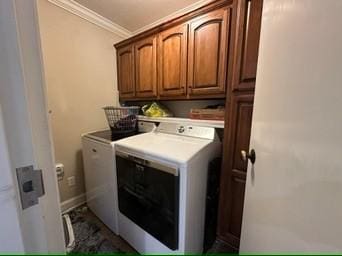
0, 0, 65, 252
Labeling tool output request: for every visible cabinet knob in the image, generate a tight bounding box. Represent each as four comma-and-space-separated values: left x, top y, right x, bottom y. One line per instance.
177, 126, 185, 133
240, 149, 256, 164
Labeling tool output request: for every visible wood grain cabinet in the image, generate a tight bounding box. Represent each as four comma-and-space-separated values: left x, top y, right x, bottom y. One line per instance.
117, 45, 135, 99
231, 0, 263, 91
188, 7, 231, 97
218, 94, 254, 248
158, 24, 188, 97
218, 0, 263, 249
135, 36, 157, 98
115, 0, 235, 101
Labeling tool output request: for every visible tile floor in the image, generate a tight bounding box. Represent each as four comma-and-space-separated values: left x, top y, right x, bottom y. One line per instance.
67, 205, 237, 254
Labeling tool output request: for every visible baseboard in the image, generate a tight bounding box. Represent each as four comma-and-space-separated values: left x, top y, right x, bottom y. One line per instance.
60, 193, 86, 213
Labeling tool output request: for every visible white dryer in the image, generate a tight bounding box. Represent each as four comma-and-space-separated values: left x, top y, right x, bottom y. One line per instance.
114, 122, 221, 253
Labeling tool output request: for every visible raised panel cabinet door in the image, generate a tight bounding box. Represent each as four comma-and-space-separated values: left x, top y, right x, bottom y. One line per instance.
218, 94, 254, 248
188, 7, 231, 96
135, 36, 157, 98
158, 24, 188, 97
231, 0, 263, 91
117, 45, 135, 99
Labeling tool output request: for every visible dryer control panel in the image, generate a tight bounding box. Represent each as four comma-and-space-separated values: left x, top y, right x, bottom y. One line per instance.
156, 122, 217, 140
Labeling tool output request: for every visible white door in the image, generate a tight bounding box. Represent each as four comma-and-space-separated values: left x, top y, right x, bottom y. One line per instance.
0, 0, 64, 253
240, 0, 342, 252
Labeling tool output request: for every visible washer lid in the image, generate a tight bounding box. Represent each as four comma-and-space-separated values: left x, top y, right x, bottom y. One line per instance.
84, 129, 137, 143
115, 132, 214, 164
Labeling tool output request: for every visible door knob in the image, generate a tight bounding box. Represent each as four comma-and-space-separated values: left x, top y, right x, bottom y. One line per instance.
241, 149, 256, 164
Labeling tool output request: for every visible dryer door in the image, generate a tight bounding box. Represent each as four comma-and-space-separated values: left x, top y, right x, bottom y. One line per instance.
116, 150, 179, 250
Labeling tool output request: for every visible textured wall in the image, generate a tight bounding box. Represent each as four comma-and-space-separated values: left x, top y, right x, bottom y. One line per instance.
37, 0, 123, 203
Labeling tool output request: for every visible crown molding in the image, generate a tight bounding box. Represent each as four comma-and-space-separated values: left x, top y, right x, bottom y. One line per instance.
47, 0, 132, 38
131, 0, 214, 35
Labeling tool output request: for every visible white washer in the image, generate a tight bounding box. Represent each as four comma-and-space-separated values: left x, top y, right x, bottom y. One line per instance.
114, 122, 221, 253
81, 121, 156, 234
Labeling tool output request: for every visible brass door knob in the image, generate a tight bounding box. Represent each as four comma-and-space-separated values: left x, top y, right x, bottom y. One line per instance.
241, 149, 256, 164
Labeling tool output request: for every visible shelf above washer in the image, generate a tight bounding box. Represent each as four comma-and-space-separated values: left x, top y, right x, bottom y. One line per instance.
137, 115, 224, 129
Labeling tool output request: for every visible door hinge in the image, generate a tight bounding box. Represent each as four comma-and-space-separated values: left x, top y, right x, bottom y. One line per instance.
16, 165, 45, 210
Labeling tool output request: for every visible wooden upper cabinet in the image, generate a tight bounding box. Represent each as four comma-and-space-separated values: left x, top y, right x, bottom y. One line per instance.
135, 36, 157, 98
231, 0, 263, 91
117, 45, 135, 99
158, 24, 188, 97
188, 7, 231, 96
114, 0, 236, 101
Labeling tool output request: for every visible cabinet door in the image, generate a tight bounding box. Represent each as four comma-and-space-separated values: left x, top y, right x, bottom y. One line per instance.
231, 0, 263, 91
135, 36, 157, 98
188, 7, 231, 96
117, 45, 135, 99
218, 94, 254, 248
158, 24, 188, 97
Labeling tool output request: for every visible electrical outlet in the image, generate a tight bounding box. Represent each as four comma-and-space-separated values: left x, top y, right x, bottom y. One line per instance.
56, 163, 64, 181
67, 176, 76, 187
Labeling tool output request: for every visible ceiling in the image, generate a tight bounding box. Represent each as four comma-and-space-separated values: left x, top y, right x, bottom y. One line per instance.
74, 0, 208, 33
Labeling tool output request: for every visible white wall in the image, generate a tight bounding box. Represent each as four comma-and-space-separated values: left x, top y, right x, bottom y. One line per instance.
37, 0, 124, 203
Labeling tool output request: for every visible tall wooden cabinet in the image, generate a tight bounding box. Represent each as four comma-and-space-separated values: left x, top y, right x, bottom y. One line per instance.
217, 0, 263, 249
188, 8, 230, 96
